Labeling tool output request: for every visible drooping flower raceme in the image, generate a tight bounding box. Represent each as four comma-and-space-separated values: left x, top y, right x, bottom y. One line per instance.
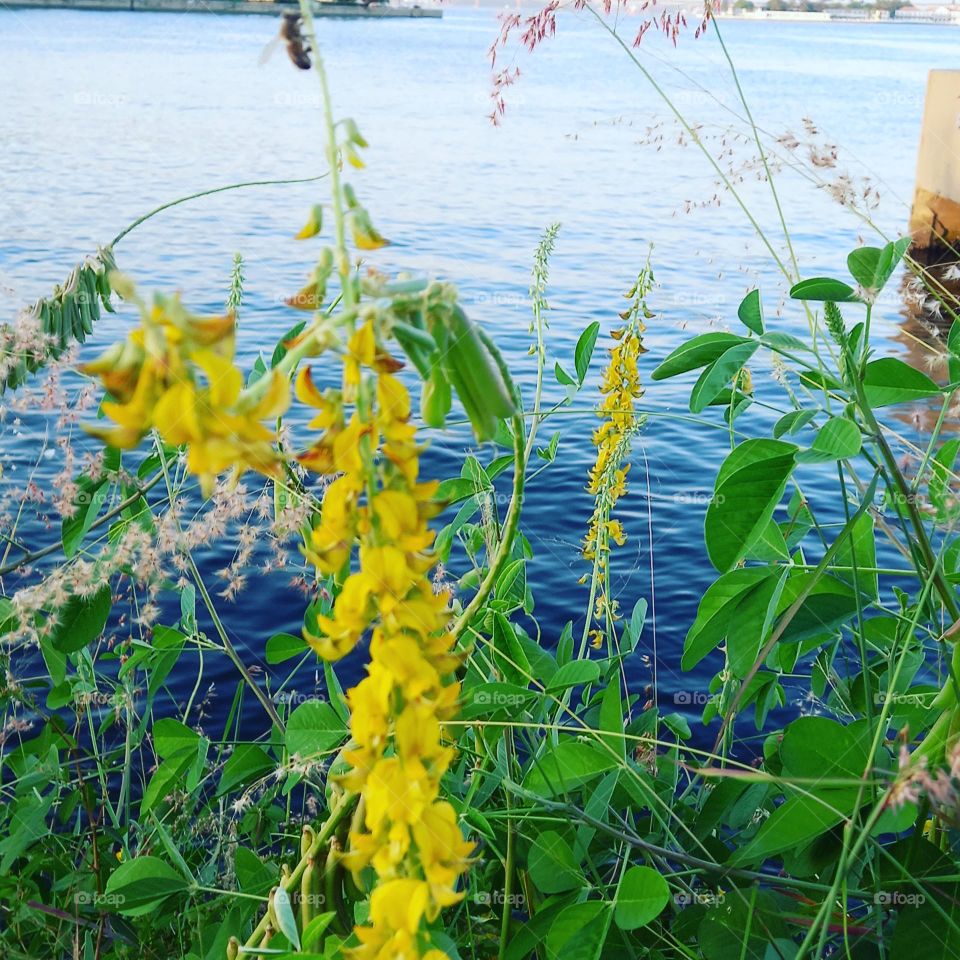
297, 316, 472, 960
80, 287, 289, 497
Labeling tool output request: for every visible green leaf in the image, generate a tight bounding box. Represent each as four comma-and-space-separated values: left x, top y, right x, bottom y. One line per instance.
930, 439, 960, 518
795, 416, 862, 464
50, 585, 112, 654
705, 439, 797, 572
761, 331, 812, 353
729, 790, 860, 866
780, 717, 872, 781
103, 856, 191, 916
524, 741, 620, 797
834, 511, 878, 600
862, 358, 940, 407
62, 478, 108, 559
891, 895, 960, 959
528, 830, 584, 893
545, 660, 601, 692
285, 700, 347, 758
153, 718, 200, 759
217, 744, 274, 797
773, 409, 817, 439
682, 568, 772, 671
614, 866, 670, 930
737, 289, 764, 335
663, 712, 691, 740
651, 332, 750, 381
302, 913, 337, 949
789, 277, 859, 302
948, 319, 960, 383
142, 753, 193, 815
847, 237, 910, 295
496, 558, 526, 609
689, 341, 759, 413
727, 570, 788, 679
623, 597, 647, 653
775, 572, 861, 644
460, 682, 537, 719
492, 613, 532, 688
434, 477, 480, 506
546, 902, 609, 960
147, 625, 186, 697
265, 632, 308, 665
574, 321, 601, 384
599, 681, 625, 757
554, 361, 576, 388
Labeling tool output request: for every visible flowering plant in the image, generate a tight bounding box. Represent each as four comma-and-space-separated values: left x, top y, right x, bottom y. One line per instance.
4, 4, 960, 960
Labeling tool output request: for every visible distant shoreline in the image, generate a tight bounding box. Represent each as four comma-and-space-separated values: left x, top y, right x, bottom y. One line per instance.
0, 0, 441, 17
716, 8, 959, 25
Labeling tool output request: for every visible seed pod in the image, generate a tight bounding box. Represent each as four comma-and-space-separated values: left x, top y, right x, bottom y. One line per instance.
446, 305, 516, 435
420, 366, 451, 428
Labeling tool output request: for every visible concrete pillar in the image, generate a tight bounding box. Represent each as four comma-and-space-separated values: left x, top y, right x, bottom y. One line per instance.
910, 70, 960, 263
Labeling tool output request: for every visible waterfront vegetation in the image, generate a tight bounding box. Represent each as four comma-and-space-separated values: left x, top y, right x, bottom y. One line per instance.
2, 2, 960, 959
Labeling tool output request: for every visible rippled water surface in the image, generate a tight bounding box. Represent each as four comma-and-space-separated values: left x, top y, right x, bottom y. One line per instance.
1, 7, 955, 734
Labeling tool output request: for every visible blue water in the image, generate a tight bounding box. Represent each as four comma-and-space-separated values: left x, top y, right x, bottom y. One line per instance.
0, 7, 954, 738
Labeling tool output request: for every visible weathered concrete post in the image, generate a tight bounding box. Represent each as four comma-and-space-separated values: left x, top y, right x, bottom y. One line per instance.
910, 70, 960, 264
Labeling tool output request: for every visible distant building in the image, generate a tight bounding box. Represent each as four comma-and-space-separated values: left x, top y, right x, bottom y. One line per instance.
896, 4, 960, 20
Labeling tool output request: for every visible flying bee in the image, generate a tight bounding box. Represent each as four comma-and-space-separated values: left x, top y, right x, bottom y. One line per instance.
259, 11, 311, 71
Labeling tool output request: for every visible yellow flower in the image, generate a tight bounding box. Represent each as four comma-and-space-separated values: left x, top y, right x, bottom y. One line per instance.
413, 802, 474, 914
344, 320, 376, 394
304, 476, 357, 574
364, 757, 436, 831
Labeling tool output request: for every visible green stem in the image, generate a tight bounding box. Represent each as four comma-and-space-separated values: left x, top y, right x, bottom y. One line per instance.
297, 0, 354, 308
453, 414, 527, 640
110, 174, 328, 248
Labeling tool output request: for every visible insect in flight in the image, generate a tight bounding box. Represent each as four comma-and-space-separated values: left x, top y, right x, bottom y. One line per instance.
259, 11, 312, 71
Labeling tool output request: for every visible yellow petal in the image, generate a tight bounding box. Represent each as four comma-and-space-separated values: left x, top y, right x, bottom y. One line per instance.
153, 382, 201, 445
193, 349, 242, 407
251, 370, 290, 420
294, 204, 323, 240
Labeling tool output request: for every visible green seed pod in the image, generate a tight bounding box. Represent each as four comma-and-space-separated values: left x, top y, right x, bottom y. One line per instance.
420, 366, 452, 428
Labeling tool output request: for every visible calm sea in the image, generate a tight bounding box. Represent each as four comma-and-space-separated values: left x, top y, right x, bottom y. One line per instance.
0, 6, 955, 739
